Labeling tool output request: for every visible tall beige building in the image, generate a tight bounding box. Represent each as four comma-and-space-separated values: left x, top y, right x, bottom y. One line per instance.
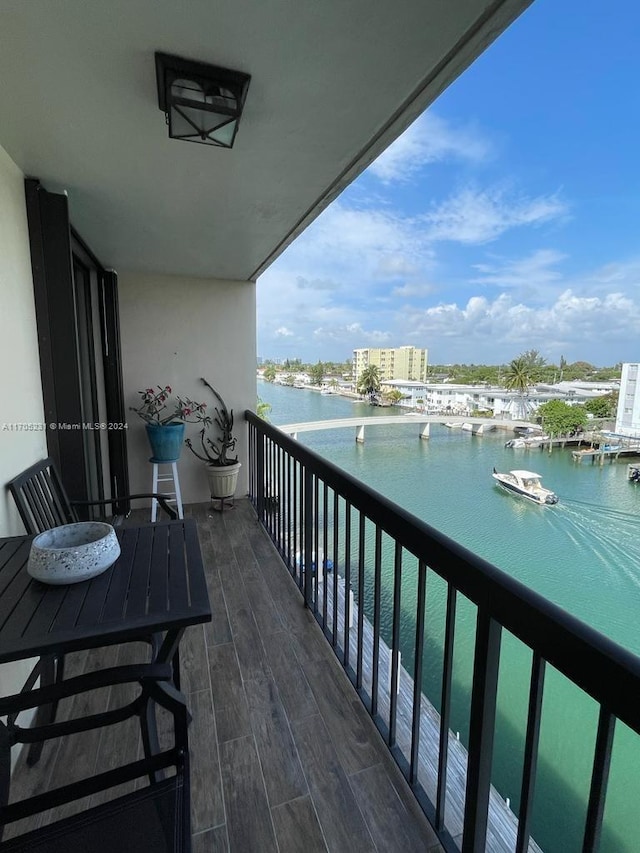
353, 346, 428, 383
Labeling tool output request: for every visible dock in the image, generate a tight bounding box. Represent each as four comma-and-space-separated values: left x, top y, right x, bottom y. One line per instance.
315, 574, 543, 853
572, 442, 640, 464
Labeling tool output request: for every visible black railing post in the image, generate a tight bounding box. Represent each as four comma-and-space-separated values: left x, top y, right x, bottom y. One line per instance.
303, 467, 313, 608
332, 495, 340, 648
356, 515, 365, 689
388, 541, 403, 746
371, 526, 383, 718
313, 476, 320, 613
516, 652, 545, 853
463, 612, 502, 853
436, 584, 457, 831
583, 708, 615, 853
410, 559, 427, 785
322, 485, 329, 631
343, 502, 351, 669
255, 428, 265, 522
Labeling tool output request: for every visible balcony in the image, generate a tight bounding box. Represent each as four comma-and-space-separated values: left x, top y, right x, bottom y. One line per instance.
245, 413, 640, 853
6, 413, 640, 852
6, 500, 441, 852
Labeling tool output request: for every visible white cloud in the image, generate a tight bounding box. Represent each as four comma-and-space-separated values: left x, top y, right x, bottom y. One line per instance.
299, 204, 429, 272
423, 186, 568, 245
391, 282, 437, 298
370, 112, 492, 184
296, 276, 339, 291
580, 259, 640, 293
375, 256, 420, 278
471, 249, 567, 289
275, 326, 293, 337
258, 201, 434, 315
402, 289, 637, 361
313, 324, 392, 344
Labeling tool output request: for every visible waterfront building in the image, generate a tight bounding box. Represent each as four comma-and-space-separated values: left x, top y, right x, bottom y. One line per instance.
381, 380, 607, 417
353, 345, 428, 383
616, 363, 640, 437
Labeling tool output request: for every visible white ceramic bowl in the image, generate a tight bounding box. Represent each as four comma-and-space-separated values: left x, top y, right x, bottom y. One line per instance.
27, 521, 121, 585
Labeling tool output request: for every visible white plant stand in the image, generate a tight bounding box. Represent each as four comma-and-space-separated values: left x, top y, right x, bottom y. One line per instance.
150, 460, 184, 522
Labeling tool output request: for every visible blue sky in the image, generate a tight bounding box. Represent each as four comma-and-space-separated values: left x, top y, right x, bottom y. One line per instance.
257, 0, 640, 366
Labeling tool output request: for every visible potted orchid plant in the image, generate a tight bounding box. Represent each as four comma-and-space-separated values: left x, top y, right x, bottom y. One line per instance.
185, 378, 241, 506
130, 385, 209, 461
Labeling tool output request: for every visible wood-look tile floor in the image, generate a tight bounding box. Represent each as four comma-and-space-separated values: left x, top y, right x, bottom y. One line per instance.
7, 500, 443, 853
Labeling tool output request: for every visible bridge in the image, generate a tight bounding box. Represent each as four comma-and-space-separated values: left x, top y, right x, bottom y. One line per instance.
279, 414, 538, 443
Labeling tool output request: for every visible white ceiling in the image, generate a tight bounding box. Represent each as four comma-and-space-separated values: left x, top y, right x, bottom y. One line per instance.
0, 0, 530, 281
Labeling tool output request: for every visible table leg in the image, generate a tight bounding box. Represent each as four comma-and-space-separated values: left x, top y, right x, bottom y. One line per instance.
26, 655, 60, 767
141, 627, 185, 783
140, 695, 161, 784
0, 722, 11, 838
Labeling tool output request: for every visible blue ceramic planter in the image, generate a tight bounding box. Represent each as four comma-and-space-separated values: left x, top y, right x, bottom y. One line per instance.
145, 422, 185, 462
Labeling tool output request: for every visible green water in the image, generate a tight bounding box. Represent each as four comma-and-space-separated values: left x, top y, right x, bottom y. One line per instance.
259, 383, 640, 852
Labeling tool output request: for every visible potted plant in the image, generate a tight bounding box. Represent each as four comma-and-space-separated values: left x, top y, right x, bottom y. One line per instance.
185, 378, 242, 506
130, 385, 209, 461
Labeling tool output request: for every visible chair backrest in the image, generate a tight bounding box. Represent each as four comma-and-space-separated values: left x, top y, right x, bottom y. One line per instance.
7, 457, 78, 535
0, 663, 190, 852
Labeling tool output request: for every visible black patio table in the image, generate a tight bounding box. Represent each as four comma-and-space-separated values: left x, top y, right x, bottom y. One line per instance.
0, 518, 211, 798
0, 518, 210, 664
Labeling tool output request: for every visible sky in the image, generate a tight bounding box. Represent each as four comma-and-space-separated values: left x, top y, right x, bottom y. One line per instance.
257, 0, 640, 367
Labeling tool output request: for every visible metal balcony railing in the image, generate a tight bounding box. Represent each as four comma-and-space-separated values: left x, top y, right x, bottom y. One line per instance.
246, 411, 640, 853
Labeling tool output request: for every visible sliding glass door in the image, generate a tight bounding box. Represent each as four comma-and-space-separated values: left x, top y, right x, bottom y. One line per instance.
25, 179, 129, 515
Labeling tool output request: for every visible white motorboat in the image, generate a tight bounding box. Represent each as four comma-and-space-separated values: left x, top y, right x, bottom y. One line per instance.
505, 435, 549, 449
504, 438, 527, 448
492, 468, 558, 505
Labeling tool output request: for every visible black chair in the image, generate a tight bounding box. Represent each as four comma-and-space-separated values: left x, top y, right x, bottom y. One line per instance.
0, 664, 191, 852
5, 458, 176, 766
7, 457, 177, 535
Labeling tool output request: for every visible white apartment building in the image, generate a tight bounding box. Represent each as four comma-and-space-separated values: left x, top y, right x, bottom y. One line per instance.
353, 346, 428, 383
381, 380, 607, 419
615, 363, 640, 437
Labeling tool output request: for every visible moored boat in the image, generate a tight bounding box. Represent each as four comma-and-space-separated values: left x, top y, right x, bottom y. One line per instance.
505, 438, 527, 448
492, 468, 558, 505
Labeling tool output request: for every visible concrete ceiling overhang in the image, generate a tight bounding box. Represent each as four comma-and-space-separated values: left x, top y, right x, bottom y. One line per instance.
0, 0, 531, 282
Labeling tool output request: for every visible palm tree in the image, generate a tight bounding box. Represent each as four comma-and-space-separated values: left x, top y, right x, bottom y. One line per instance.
357, 365, 381, 399
256, 397, 272, 421
504, 354, 541, 420
384, 388, 404, 405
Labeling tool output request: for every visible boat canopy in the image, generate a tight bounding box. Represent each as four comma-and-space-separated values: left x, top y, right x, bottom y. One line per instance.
510, 470, 543, 479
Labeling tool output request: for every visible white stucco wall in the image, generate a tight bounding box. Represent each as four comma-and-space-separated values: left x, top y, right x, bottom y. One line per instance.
0, 144, 47, 748
0, 146, 47, 534
616, 363, 640, 437
119, 272, 256, 505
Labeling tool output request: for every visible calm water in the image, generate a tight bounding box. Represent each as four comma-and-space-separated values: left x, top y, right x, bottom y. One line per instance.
259, 382, 640, 852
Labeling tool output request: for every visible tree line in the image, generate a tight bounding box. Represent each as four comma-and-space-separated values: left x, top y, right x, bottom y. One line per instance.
261, 353, 621, 387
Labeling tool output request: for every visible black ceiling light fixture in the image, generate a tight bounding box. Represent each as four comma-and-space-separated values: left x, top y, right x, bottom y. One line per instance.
155, 52, 251, 148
